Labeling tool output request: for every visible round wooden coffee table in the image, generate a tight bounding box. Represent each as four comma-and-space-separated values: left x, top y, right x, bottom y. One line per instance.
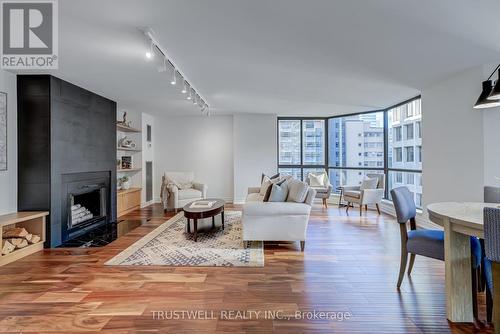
183, 199, 225, 242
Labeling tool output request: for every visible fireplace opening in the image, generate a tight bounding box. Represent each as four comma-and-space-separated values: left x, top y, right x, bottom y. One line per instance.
69, 186, 106, 229
62, 172, 112, 244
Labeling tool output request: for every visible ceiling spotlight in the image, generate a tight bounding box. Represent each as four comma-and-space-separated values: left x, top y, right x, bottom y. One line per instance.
181, 81, 187, 94
193, 95, 198, 105
170, 70, 177, 85
145, 40, 154, 59
158, 57, 167, 72
187, 89, 192, 100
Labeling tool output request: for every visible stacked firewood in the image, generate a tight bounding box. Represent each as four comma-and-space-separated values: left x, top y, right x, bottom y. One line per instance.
71, 204, 93, 225
2, 227, 41, 255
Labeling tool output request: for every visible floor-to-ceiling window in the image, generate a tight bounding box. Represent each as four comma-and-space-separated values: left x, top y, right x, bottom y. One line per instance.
277, 96, 422, 208
278, 119, 326, 180
387, 97, 422, 207
327, 111, 385, 192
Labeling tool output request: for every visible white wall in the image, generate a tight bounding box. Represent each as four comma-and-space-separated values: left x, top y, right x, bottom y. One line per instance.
421, 66, 485, 208
482, 101, 500, 187
0, 70, 17, 215
233, 114, 277, 203
154, 115, 234, 202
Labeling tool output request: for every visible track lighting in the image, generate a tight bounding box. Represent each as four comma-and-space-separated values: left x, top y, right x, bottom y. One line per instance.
145, 40, 154, 59
170, 70, 177, 85
474, 64, 500, 109
142, 28, 210, 114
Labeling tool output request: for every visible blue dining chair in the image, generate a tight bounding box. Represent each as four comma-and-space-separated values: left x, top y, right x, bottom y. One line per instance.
391, 187, 482, 300
484, 207, 499, 327
483, 186, 499, 323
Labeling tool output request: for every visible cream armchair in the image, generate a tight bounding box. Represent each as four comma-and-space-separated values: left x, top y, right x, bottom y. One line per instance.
305, 170, 333, 208
160, 172, 207, 211
343, 173, 385, 215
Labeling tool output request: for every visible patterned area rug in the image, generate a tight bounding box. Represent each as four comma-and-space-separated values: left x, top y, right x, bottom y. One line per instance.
105, 211, 264, 267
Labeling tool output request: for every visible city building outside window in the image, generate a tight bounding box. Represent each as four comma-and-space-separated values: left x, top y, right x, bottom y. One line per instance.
416, 121, 422, 138
405, 146, 414, 162
394, 126, 402, 141
395, 148, 402, 162
278, 96, 422, 208
405, 124, 414, 140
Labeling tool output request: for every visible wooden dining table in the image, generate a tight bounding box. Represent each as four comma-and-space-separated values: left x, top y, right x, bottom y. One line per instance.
427, 202, 500, 324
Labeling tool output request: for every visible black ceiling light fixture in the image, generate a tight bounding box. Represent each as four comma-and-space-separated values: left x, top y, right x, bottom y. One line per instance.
474, 63, 500, 109
487, 67, 500, 101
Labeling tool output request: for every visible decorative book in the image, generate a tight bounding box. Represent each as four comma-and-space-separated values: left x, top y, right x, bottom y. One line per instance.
190, 200, 216, 209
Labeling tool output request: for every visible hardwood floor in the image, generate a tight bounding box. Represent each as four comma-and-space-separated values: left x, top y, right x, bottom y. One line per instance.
0, 203, 493, 333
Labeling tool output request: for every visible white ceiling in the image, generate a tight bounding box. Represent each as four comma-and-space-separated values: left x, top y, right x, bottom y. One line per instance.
26, 0, 500, 116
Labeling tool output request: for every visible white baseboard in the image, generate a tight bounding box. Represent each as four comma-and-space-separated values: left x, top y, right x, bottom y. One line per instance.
233, 197, 246, 205
141, 199, 156, 208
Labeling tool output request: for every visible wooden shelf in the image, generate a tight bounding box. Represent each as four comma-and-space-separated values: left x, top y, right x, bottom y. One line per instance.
0, 211, 49, 228
117, 146, 141, 152
116, 123, 141, 133
0, 241, 44, 266
117, 187, 142, 195
117, 168, 142, 173
0, 211, 48, 266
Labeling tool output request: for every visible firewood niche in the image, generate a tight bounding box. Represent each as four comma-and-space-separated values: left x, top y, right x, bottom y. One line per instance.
0, 212, 48, 266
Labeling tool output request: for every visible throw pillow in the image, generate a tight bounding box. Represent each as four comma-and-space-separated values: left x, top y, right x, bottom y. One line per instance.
360, 177, 378, 190
309, 172, 326, 187
261, 172, 280, 183
286, 179, 309, 203
260, 175, 284, 196
263, 178, 287, 201
268, 181, 289, 202
165, 175, 182, 189
259, 177, 273, 196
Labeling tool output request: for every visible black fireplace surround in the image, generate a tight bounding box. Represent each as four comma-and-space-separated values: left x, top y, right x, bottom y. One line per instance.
17, 75, 117, 247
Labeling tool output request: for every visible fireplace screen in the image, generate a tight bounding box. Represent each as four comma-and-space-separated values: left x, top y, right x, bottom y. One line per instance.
68, 186, 106, 229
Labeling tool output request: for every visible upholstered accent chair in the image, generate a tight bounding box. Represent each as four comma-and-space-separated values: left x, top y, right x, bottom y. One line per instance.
483, 198, 499, 324
160, 172, 207, 211
391, 187, 482, 300
305, 170, 332, 208
343, 173, 385, 215
485, 186, 500, 204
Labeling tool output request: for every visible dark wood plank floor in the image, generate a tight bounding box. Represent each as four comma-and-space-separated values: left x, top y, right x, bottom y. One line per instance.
0, 203, 492, 333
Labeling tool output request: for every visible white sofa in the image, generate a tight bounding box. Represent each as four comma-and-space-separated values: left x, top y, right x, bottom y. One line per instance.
160, 172, 207, 211
242, 186, 316, 251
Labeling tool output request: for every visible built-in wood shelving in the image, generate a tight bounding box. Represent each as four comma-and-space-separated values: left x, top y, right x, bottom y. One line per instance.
117, 168, 142, 173
116, 123, 141, 133
0, 211, 48, 266
117, 146, 141, 152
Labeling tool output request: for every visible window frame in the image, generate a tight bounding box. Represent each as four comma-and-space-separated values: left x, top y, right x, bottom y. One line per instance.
277, 95, 422, 200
